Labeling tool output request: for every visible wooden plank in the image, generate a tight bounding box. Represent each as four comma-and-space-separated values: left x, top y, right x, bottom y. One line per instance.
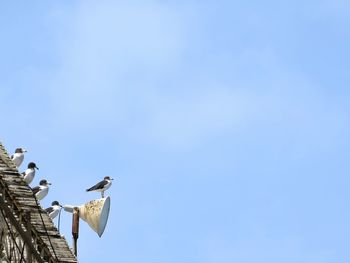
0, 195, 45, 262
0, 143, 78, 263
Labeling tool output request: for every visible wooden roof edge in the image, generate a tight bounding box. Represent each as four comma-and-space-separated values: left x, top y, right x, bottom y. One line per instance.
0, 141, 78, 262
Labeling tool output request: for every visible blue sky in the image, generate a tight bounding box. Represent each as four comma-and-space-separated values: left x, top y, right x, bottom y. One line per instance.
1, 1, 350, 262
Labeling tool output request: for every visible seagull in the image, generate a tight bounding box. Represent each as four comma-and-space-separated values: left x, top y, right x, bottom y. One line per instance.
11, 148, 27, 167
21, 162, 39, 184
86, 176, 113, 198
32, 179, 51, 201
45, 201, 62, 219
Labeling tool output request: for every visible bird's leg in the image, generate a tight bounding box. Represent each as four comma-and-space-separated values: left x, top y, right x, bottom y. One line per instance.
101, 192, 104, 198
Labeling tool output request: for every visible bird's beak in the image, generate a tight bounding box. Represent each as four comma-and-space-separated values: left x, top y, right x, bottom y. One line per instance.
36, 167, 39, 170
48, 182, 52, 185
23, 149, 28, 152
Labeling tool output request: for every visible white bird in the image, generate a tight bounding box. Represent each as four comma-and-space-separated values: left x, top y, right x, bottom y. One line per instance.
45, 201, 62, 219
32, 179, 51, 201
21, 162, 39, 184
86, 176, 113, 198
11, 148, 27, 167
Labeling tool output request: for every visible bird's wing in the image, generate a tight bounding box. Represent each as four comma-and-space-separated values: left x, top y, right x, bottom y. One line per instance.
45, 207, 54, 214
86, 180, 107, 191
32, 186, 40, 195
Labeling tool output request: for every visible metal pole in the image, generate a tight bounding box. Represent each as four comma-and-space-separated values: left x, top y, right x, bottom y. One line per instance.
72, 208, 79, 257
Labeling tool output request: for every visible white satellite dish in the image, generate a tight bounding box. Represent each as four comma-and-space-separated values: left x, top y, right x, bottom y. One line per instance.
64, 196, 111, 237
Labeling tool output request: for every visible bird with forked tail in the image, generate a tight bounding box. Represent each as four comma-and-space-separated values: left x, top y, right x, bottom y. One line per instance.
86, 176, 113, 198
32, 179, 51, 201
45, 201, 62, 219
11, 147, 27, 167
21, 162, 39, 184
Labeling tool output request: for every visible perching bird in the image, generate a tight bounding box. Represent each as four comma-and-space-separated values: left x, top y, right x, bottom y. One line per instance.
21, 162, 39, 184
32, 179, 51, 201
45, 201, 62, 219
11, 148, 27, 167
86, 176, 113, 198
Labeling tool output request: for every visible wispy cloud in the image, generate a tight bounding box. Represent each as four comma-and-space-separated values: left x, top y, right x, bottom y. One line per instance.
43, 1, 348, 153
200, 232, 334, 263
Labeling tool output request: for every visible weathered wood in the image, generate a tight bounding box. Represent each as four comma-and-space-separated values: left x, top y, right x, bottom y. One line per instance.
0, 142, 78, 263
0, 194, 44, 262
